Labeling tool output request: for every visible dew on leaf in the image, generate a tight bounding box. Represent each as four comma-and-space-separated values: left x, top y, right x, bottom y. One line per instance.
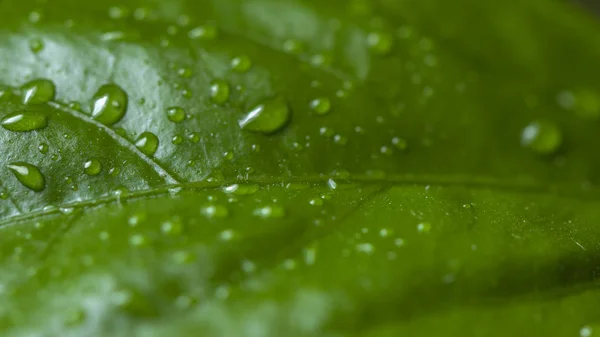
310, 97, 332, 115
209, 79, 230, 105
1, 111, 47, 132
253, 205, 285, 219
239, 96, 291, 134
417, 222, 432, 233
392, 137, 408, 151
91, 84, 128, 125
8, 162, 45, 192
231, 55, 253, 73
222, 184, 259, 195
395, 238, 405, 247
310, 53, 331, 67
172, 135, 183, 144
521, 120, 562, 155
309, 198, 324, 206
201, 204, 229, 218
241, 260, 256, 273
333, 134, 348, 145
166, 106, 186, 123
83, 158, 102, 176
367, 31, 393, 55
21, 79, 55, 105
580, 326, 593, 337
135, 132, 159, 156
0, 191, 8, 200
327, 179, 337, 190
188, 25, 218, 40
29, 38, 44, 53
161, 218, 183, 236
187, 132, 200, 143
176, 67, 192, 78
108, 5, 129, 19
108, 166, 121, 177
380, 146, 393, 156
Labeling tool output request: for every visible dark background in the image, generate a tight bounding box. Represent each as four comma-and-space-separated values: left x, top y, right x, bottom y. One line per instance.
575, 0, 600, 14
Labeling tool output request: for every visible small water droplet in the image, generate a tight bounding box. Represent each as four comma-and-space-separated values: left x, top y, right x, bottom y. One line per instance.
161, 218, 183, 236
333, 134, 347, 145
176, 67, 192, 78
356, 242, 375, 254
231, 55, 252, 73
309, 198, 323, 206
219, 229, 236, 241
188, 25, 218, 40
209, 79, 230, 105
239, 96, 290, 134
253, 205, 285, 219
282, 39, 304, 54
187, 132, 200, 143
135, 132, 159, 156
417, 222, 432, 233
91, 84, 128, 125
29, 38, 44, 54
327, 179, 337, 190
21, 79, 55, 105
241, 260, 256, 273
172, 135, 183, 144
367, 32, 393, 55
1, 111, 47, 132
8, 162, 45, 192
521, 120, 562, 155
83, 158, 102, 176
391, 137, 408, 151
310, 97, 331, 115
0, 191, 8, 200
201, 204, 229, 218
108, 166, 121, 177
129, 233, 148, 247
166, 107, 186, 123
108, 5, 129, 19
222, 184, 258, 195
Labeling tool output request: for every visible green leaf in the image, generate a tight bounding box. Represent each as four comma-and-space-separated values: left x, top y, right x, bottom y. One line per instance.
1, 0, 600, 336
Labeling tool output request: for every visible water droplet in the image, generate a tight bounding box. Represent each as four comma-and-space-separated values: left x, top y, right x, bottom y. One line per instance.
521, 120, 562, 155
188, 25, 218, 40
219, 229, 235, 241
222, 184, 258, 195
356, 242, 375, 254
309, 198, 323, 206
327, 179, 337, 190
29, 38, 44, 53
21, 79, 55, 105
108, 166, 121, 177
135, 132, 159, 156
187, 132, 200, 143
1, 111, 47, 132
417, 222, 432, 233
366, 32, 393, 55
201, 204, 229, 218
209, 79, 230, 105
239, 96, 290, 134
394, 238, 405, 247
129, 234, 148, 247
241, 260, 256, 273
166, 107, 186, 123
0, 191, 8, 200
231, 55, 252, 73
177, 67, 192, 78
333, 134, 347, 145
161, 218, 183, 236
91, 84, 128, 125
282, 39, 304, 54
172, 135, 183, 144
8, 162, 45, 192
310, 97, 331, 115
83, 158, 102, 176
391, 137, 408, 151
253, 205, 285, 219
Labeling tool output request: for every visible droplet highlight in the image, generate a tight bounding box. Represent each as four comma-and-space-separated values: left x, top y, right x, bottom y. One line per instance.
83, 158, 102, 176
166, 107, 186, 123
239, 96, 291, 134
209, 79, 230, 105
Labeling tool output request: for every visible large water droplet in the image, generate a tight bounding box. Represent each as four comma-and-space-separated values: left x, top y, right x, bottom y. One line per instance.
135, 132, 159, 156
209, 79, 230, 105
83, 158, 102, 176
521, 120, 562, 155
166, 107, 186, 123
21, 79, 55, 105
1, 111, 47, 132
8, 162, 45, 192
239, 96, 290, 134
91, 84, 128, 125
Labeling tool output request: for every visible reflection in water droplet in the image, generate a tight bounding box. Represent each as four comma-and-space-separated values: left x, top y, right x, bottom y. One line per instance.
135, 132, 159, 156
222, 184, 258, 195
310, 97, 331, 115
210, 79, 230, 105
231, 55, 252, 73
521, 120, 562, 155
1, 111, 47, 132
188, 25, 218, 40
253, 205, 285, 219
84, 158, 102, 176
8, 162, 45, 191
166, 107, 186, 123
21, 79, 55, 105
239, 96, 290, 134
201, 204, 229, 218
91, 84, 128, 125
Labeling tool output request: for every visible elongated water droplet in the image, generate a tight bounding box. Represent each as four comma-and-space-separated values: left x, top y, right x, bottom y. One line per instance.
21, 79, 55, 104
135, 132, 159, 156
8, 162, 45, 192
521, 120, 562, 155
310, 97, 331, 115
166, 107, 186, 123
239, 96, 290, 134
210, 79, 230, 105
83, 158, 102, 176
231, 55, 252, 73
91, 84, 128, 125
1, 111, 47, 132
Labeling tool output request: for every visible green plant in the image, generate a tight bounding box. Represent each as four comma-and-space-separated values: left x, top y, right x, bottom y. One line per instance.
1, 0, 600, 336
